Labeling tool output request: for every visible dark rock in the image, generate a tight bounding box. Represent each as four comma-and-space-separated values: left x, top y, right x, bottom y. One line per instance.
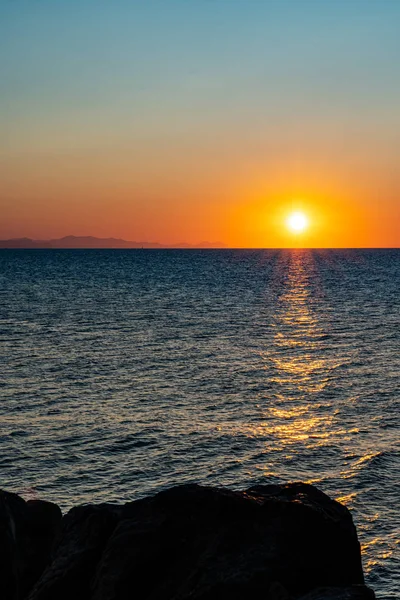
89, 483, 367, 599
0, 489, 61, 600
28, 504, 122, 600
246, 482, 365, 590
297, 585, 376, 599
0, 490, 24, 600
0, 483, 375, 600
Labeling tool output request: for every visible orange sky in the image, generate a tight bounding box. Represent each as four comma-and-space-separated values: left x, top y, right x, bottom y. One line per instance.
1, 2, 399, 247
1, 146, 398, 247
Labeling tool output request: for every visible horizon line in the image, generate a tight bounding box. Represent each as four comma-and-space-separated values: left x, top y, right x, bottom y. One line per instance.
0, 235, 398, 250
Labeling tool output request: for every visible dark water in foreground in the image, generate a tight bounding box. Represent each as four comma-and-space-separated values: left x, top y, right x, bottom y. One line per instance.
0, 249, 399, 597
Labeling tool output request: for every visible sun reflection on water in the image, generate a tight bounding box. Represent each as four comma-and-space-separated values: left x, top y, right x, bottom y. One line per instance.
258, 251, 336, 435
252, 252, 360, 456
269, 251, 327, 391
248, 253, 400, 589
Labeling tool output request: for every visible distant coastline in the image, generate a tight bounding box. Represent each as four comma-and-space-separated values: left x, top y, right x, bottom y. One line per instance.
0, 238, 398, 250
0, 236, 226, 249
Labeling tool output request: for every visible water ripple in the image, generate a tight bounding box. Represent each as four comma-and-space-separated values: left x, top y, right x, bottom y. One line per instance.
0, 248, 399, 598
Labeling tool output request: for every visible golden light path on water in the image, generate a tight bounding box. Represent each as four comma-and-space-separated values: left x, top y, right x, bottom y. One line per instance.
239, 251, 395, 579
256, 251, 354, 445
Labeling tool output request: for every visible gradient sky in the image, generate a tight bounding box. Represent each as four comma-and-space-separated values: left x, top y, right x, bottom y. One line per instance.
1, 0, 399, 247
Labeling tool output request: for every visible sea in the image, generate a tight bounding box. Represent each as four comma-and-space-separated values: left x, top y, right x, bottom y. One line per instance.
0, 249, 399, 598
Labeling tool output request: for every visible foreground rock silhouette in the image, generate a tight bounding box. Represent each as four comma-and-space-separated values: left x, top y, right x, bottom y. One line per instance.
0, 483, 375, 600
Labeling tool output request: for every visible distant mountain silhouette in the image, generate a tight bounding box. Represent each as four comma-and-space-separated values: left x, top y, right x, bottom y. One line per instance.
0, 236, 225, 249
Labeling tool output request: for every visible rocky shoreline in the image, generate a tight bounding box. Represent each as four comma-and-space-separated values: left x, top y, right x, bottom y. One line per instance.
0, 482, 375, 599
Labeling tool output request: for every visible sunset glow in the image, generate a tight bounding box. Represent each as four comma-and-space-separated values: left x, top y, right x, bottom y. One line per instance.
286, 212, 309, 234
1, 2, 399, 248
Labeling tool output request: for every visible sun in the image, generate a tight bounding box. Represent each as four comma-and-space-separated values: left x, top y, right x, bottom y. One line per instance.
286, 211, 309, 233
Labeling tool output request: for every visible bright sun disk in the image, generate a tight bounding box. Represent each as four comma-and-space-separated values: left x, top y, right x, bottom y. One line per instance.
286, 211, 308, 233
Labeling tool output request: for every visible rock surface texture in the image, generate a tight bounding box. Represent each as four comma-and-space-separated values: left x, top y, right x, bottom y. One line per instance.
0, 489, 62, 600
0, 483, 375, 600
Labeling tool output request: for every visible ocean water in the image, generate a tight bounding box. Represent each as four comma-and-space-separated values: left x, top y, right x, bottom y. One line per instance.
0, 249, 399, 597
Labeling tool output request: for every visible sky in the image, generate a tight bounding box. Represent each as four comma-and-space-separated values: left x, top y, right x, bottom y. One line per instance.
1, 0, 399, 247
